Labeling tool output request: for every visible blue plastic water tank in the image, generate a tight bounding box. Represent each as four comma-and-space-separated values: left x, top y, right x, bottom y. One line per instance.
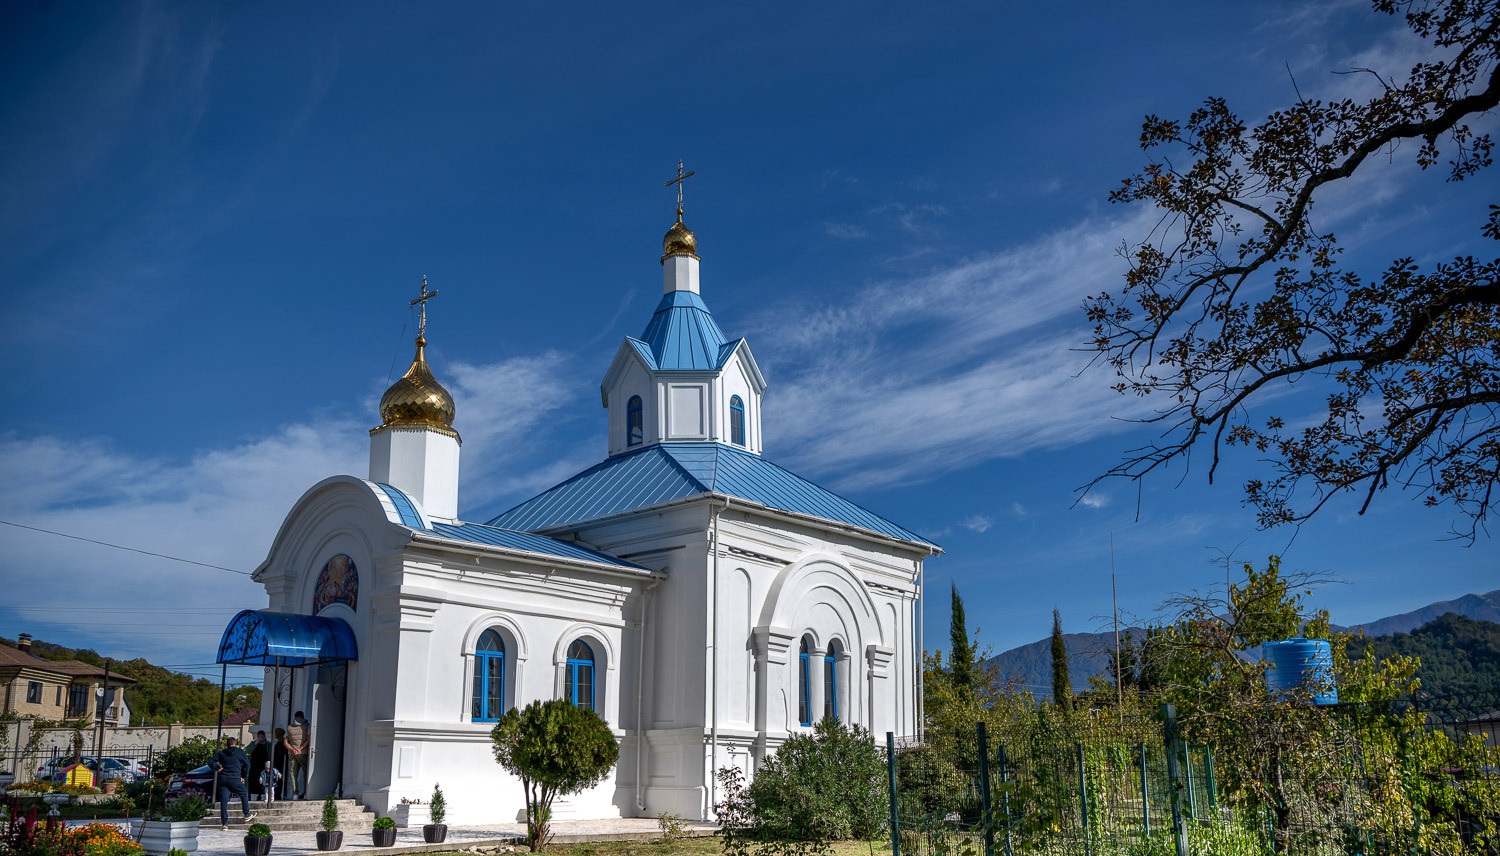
1263, 638, 1338, 705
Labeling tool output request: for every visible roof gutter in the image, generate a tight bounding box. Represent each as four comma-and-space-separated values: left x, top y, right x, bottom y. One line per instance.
405, 530, 665, 580
526, 492, 943, 558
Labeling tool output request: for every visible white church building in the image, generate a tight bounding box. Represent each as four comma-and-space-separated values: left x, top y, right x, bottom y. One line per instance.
224, 197, 941, 824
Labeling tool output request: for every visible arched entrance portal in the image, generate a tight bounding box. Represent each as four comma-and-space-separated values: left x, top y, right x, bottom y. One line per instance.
216, 610, 358, 798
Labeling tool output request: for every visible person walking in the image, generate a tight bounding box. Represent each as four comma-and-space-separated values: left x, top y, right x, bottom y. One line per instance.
248, 731, 269, 798
284, 712, 310, 799
209, 737, 256, 830
258, 761, 282, 805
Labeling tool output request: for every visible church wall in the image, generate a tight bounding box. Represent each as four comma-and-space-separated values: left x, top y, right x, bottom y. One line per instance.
362, 545, 650, 824
717, 354, 760, 453
555, 498, 924, 820
605, 358, 654, 457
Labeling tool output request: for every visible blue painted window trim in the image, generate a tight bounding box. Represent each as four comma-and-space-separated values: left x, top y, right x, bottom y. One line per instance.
798, 637, 812, 726
729, 396, 745, 446
627, 396, 643, 447
566, 640, 596, 710
824, 644, 839, 721
472, 630, 505, 722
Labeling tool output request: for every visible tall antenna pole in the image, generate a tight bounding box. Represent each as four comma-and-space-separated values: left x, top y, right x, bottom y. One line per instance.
1111, 532, 1122, 721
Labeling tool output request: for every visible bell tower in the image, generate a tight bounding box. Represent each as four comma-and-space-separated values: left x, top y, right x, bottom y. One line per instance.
369, 277, 462, 520
599, 164, 767, 457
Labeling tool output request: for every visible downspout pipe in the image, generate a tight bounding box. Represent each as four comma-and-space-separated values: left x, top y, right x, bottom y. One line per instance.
708, 498, 727, 817
635, 577, 661, 814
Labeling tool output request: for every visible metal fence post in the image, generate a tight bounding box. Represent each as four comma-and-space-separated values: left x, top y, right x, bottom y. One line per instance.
1162, 704, 1189, 856
1139, 741, 1151, 837
1184, 743, 1197, 821
1076, 742, 1092, 856
978, 722, 994, 856
999, 744, 1014, 856
1204, 745, 1217, 815
886, 732, 901, 856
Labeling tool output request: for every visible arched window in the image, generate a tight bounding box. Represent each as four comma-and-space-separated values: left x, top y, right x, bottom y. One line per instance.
824, 642, 840, 721
566, 640, 596, 710
729, 396, 745, 446
627, 396, 643, 446
472, 629, 505, 722
798, 637, 812, 727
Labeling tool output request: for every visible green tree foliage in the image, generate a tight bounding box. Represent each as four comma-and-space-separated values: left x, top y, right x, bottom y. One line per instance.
1357, 613, 1500, 696
158, 735, 217, 776
948, 584, 975, 695
1084, 0, 1500, 541
490, 699, 618, 851
722, 718, 885, 852
1148, 556, 1500, 853
1049, 609, 1071, 710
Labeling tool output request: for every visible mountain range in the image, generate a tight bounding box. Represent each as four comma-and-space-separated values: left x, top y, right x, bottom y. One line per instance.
986, 589, 1500, 694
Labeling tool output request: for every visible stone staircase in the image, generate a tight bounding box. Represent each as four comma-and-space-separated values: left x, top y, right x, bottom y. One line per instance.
228, 798, 376, 832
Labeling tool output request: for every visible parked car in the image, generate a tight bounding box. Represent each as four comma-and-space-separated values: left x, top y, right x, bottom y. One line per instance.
107, 757, 150, 777
167, 765, 216, 797
34, 756, 135, 784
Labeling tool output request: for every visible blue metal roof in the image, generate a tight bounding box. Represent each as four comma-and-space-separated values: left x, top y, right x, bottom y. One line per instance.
639, 291, 729, 370
488, 443, 939, 549
376, 482, 425, 528
217, 610, 359, 667
425, 521, 650, 572
371, 482, 647, 572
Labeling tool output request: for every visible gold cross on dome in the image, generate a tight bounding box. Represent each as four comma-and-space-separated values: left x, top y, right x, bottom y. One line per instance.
664, 160, 696, 216
410, 275, 439, 338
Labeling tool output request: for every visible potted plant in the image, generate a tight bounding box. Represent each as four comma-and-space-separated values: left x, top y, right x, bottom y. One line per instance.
421, 783, 446, 844
372, 816, 397, 847
243, 823, 272, 856
316, 794, 343, 851
134, 793, 208, 855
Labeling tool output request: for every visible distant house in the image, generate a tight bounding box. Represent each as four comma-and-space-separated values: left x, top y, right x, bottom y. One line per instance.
0, 634, 135, 726
1458, 709, 1499, 748
222, 707, 259, 727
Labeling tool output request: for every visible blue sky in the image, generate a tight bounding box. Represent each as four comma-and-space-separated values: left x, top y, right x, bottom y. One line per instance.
2, 1, 1494, 690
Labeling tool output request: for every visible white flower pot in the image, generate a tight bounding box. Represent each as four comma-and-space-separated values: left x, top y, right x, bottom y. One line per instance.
390, 804, 429, 828
133, 820, 201, 855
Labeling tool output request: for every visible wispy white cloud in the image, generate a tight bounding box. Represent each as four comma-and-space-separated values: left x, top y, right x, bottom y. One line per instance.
825, 221, 870, 239
0, 353, 583, 665
958, 514, 994, 533
1077, 493, 1110, 510
753, 208, 1161, 490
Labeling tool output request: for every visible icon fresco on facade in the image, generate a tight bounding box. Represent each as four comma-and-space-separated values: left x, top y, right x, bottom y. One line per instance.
313, 554, 358, 613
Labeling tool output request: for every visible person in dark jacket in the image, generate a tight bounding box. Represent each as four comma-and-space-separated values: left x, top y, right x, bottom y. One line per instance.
210, 737, 257, 830
248, 731, 269, 797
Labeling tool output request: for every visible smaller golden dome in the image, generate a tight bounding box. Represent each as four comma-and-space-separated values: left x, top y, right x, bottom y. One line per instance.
662, 209, 698, 261
376, 336, 459, 437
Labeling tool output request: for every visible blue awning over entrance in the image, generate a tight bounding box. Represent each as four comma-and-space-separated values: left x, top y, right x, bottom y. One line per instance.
216, 610, 358, 667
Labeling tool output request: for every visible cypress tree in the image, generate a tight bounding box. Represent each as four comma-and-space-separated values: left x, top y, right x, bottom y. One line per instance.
1050, 608, 1072, 709
949, 584, 975, 693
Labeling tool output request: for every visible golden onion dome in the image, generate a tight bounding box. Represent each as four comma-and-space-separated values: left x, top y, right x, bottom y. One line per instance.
376, 336, 458, 436
662, 209, 698, 261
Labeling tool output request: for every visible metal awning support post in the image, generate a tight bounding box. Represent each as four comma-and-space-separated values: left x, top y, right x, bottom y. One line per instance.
212, 663, 226, 807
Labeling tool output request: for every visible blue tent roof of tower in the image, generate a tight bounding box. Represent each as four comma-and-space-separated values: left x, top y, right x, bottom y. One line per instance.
630, 291, 746, 371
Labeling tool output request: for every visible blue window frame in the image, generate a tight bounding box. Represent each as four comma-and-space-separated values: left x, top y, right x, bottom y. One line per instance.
824, 643, 839, 721
729, 396, 745, 446
627, 396, 643, 446
566, 640, 596, 710
472, 630, 505, 721
798, 637, 812, 726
